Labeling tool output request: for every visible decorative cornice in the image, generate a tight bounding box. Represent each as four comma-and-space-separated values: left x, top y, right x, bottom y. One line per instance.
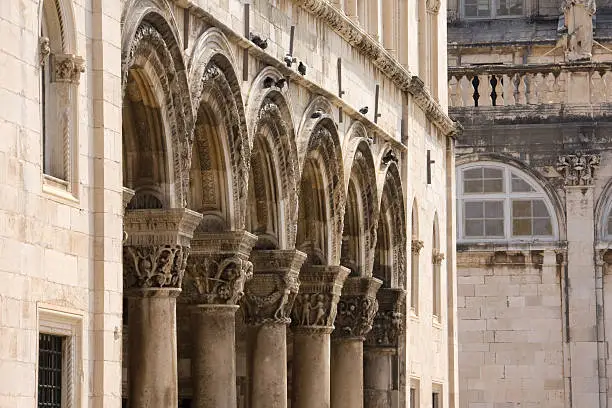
123, 208, 203, 248
365, 288, 406, 348
293, 0, 458, 137
291, 265, 350, 332
333, 277, 382, 340
556, 153, 600, 186
52, 54, 85, 84
242, 249, 307, 325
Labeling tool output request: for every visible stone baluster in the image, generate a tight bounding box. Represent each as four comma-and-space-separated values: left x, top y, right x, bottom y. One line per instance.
492, 74, 504, 106
184, 230, 258, 408
241, 249, 307, 408
477, 74, 491, 106
123, 208, 202, 408
502, 74, 515, 105
603, 71, 612, 102
448, 75, 461, 107
330, 277, 382, 408
534, 72, 546, 104
364, 288, 407, 408
290, 265, 350, 408
459, 75, 473, 106
526, 72, 539, 104
515, 73, 527, 105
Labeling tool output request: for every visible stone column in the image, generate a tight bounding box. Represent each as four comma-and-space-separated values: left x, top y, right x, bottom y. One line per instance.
241, 249, 307, 408
364, 288, 407, 408
123, 208, 202, 408
290, 266, 350, 408
331, 277, 382, 408
183, 230, 257, 408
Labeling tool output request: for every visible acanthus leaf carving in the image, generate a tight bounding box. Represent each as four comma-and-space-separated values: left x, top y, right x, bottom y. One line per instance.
123, 244, 189, 291
365, 288, 407, 348
53, 54, 85, 84
333, 296, 379, 339
556, 153, 600, 186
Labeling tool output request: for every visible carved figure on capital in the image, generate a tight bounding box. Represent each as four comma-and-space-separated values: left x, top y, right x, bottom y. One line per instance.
334, 296, 379, 339
556, 153, 600, 186
185, 254, 253, 305
365, 288, 406, 348
292, 293, 338, 327
123, 245, 189, 290
242, 274, 299, 325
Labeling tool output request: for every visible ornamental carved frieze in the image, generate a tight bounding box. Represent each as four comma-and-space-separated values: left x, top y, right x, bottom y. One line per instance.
412, 240, 424, 255
122, 208, 202, 293
291, 265, 350, 331
556, 153, 600, 186
184, 230, 257, 305
333, 277, 382, 340
52, 54, 85, 84
365, 288, 407, 348
241, 250, 306, 325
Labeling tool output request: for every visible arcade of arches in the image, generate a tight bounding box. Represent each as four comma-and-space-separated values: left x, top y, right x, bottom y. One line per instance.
120, 13, 408, 408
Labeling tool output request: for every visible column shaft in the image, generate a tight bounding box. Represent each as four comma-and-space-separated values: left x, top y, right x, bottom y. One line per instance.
292, 329, 332, 408
364, 349, 393, 408
247, 323, 287, 408
128, 291, 179, 408
331, 339, 364, 408
192, 305, 238, 408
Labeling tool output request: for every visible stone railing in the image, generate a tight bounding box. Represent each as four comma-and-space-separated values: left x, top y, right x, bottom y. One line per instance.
448, 63, 612, 108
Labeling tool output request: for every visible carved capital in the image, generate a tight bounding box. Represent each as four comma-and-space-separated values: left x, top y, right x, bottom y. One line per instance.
123, 209, 202, 292
412, 239, 424, 254
333, 277, 382, 340
52, 54, 85, 84
241, 249, 307, 325
432, 249, 445, 265
557, 153, 600, 186
183, 230, 257, 305
365, 288, 407, 348
291, 265, 350, 332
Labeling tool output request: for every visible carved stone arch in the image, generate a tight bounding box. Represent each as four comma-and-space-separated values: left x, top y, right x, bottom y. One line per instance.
595, 177, 612, 242
39, 0, 77, 54
246, 93, 300, 250
456, 152, 566, 241
296, 120, 346, 266
375, 163, 407, 289
246, 66, 297, 144
122, 6, 193, 208
296, 96, 336, 173
341, 138, 379, 278
188, 32, 250, 231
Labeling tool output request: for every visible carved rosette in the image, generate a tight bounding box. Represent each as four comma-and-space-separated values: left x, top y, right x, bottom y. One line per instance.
556, 153, 600, 186
291, 265, 350, 333
183, 230, 257, 305
332, 277, 382, 340
241, 250, 307, 325
365, 288, 407, 348
52, 54, 85, 84
123, 209, 203, 294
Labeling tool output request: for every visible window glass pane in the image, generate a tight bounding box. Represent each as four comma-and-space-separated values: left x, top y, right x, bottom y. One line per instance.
483, 167, 502, 179
532, 200, 549, 217
464, 168, 483, 179
464, 180, 483, 194
512, 200, 532, 217
485, 201, 503, 218
485, 219, 504, 236
513, 218, 532, 236
533, 218, 553, 235
511, 174, 535, 192
483, 179, 503, 193
465, 219, 484, 237
497, 0, 523, 15
465, 202, 484, 218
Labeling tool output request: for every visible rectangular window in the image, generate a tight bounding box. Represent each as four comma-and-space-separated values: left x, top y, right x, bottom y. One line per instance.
497, 0, 523, 15
511, 199, 552, 236
464, 200, 504, 238
410, 388, 417, 407
464, 0, 523, 18
409, 381, 420, 408
38, 334, 64, 408
464, 0, 491, 17
433, 392, 441, 408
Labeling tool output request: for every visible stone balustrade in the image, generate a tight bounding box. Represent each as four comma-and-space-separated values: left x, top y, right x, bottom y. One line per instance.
448, 63, 612, 108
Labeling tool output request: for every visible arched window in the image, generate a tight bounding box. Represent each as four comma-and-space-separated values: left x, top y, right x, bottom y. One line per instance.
457, 163, 557, 242
432, 213, 442, 319
410, 200, 423, 314
40, 0, 82, 193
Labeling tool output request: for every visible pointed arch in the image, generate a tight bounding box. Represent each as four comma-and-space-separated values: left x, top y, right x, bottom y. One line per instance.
188, 29, 250, 230
121, 3, 193, 208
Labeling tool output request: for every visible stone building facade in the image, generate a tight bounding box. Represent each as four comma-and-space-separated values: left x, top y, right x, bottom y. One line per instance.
447, 0, 612, 406
0, 0, 459, 407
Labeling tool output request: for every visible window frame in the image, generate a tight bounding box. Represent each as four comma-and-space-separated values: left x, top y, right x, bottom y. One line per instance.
457, 162, 558, 243
460, 0, 525, 20
37, 305, 83, 408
